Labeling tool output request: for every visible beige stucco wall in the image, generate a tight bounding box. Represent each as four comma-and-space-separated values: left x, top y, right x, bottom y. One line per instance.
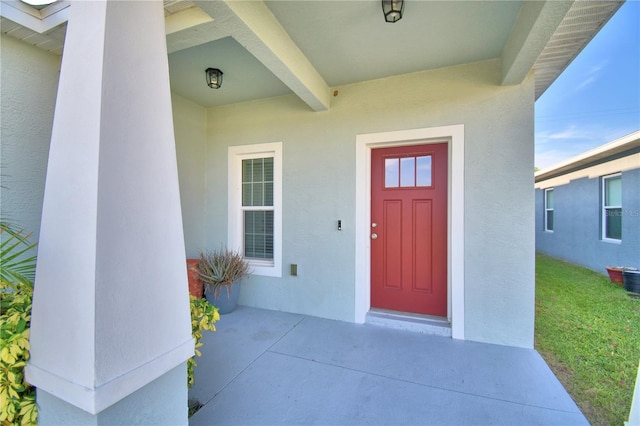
0, 34, 60, 239
0, 26, 538, 423
202, 58, 536, 348
1, 33, 536, 347
172, 93, 207, 258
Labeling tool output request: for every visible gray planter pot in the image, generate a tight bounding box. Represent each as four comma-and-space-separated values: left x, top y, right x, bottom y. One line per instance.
205, 282, 241, 314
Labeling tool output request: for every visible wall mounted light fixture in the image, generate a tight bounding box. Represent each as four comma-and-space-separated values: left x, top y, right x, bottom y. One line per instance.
382, 0, 404, 23
205, 68, 223, 89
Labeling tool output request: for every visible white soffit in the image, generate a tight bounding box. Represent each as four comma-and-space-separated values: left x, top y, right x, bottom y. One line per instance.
0, 14, 65, 54
0, 0, 68, 54
533, 0, 623, 99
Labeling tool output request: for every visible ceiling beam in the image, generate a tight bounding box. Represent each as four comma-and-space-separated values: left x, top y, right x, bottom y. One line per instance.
165, 6, 213, 36
166, 19, 228, 54
501, 0, 574, 86
195, 0, 330, 112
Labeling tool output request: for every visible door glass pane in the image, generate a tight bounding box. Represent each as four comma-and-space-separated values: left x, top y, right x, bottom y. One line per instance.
385, 158, 399, 188
400, 157, 415, 187
416, 156, 432, 186
605, 177, 621, 206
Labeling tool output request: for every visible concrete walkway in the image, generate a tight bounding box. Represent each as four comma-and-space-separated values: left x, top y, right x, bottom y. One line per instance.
189, 306, 587, 425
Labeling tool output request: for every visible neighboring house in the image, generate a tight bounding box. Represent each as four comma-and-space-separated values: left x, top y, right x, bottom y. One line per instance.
0, 0, 624, 422
535, 131, 640, 272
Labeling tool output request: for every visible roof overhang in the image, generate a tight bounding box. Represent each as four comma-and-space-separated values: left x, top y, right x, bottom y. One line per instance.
532, 0, 624, 99
535, 131, 640, 182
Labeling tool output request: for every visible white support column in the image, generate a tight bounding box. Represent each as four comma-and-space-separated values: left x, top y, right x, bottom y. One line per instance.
26, 1, 193, 423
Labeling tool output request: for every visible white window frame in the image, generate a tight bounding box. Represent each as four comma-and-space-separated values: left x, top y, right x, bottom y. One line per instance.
602, 173, 622, 243
228, 142, 282, 277
544, 188, 554, 232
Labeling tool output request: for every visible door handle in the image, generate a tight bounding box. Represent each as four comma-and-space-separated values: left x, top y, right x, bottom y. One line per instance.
371, 233, 378, 240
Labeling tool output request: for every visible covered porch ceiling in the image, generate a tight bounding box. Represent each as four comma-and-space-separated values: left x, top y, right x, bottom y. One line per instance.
0, 0, 623, 111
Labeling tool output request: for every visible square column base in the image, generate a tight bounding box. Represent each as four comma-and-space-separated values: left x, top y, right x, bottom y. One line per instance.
36, 363, 188, 425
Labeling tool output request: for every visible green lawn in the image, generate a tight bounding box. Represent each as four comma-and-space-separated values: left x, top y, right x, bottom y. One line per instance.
535, 253, 640, 426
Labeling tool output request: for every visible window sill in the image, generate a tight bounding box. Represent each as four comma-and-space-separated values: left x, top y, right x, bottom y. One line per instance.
247, 259, 281, 278
602, 238, 622, 245
247, 259, 275, 268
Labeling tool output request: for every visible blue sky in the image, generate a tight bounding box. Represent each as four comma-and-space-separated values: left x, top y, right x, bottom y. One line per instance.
535, 1, 640, 170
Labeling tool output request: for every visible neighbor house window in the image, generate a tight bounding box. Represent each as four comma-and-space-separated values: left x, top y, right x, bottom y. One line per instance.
544, 188, 554, 232
602, 174, 622, 241
228, 142, 282, 277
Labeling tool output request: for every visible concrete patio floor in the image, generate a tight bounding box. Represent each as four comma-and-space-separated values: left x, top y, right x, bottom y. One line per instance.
188, 306, 587, 425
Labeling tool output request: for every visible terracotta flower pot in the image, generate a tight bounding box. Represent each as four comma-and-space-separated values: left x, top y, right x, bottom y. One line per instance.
605, 267, 624, 286
187, 259, 204, 298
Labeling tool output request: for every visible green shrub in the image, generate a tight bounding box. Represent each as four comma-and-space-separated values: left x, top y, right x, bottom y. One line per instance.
1, 223, 37, 425
188, 295, 219, 388
1, 280, 37, 425
0, 224, 36, 286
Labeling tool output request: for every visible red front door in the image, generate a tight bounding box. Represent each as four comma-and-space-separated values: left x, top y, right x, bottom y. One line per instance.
370, 143, 448, 316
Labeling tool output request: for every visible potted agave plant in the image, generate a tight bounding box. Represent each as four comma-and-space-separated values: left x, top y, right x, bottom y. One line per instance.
199, 247, 250, 314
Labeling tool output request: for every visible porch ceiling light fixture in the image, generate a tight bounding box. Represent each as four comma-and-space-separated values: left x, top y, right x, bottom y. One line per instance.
205, 68, 223, 89
382, 0, 404, 23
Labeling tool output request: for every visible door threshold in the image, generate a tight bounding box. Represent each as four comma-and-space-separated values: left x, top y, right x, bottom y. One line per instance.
365, 309, 452, 337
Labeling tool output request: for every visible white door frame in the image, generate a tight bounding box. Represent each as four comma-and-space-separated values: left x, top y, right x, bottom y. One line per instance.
354, 124, 465, 340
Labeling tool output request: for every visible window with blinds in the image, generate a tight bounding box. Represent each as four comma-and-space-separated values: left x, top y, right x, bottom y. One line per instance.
242, 158, 274, 260
228, 142, 282, 277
